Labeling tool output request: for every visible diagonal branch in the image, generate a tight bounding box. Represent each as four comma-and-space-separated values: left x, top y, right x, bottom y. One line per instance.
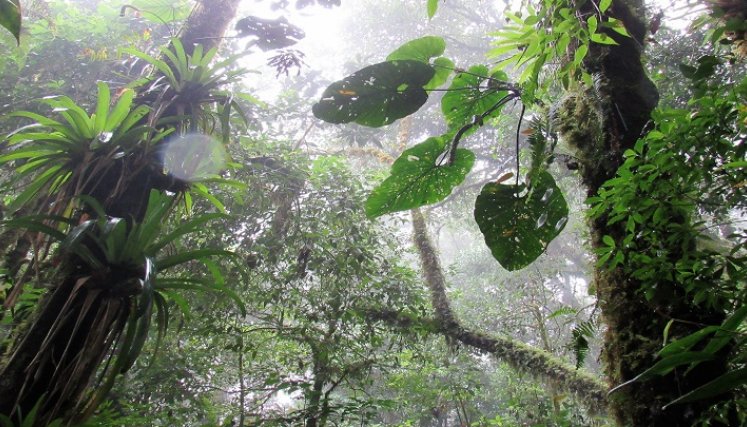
410, 208, 608, 413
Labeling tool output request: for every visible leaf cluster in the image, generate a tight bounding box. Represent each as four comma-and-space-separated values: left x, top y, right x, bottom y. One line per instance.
313, 35, 568, 271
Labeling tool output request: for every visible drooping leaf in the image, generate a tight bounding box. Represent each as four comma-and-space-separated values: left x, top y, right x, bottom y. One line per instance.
365, 136, 475, 218
386, 36, 446, 63
609, 352, 717, 395
474, 171, 568, 271
571, 320, 596, 369
441, 65, 509, 136
427, 0, 439, 18
702, 305, 747, 354
658, 325, 721, 358
312, 60, 435, 127
663, 367, 747, 409
0, 0, 21, 44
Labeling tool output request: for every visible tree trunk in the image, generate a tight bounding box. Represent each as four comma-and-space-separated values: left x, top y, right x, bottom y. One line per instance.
0, 1, 243, 424
564, 1, 731, 424
178, 0, 242, 55
305, 349, 327, 427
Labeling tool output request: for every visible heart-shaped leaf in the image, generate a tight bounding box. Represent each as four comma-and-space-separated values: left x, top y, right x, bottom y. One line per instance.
386, 36, 446, 63
386, 36, 453, 90
312, 60, 435, 127
474, 171, 568, 271
442, 65, 509, 136
366, 136, 475, 218
427, 57, 454, 90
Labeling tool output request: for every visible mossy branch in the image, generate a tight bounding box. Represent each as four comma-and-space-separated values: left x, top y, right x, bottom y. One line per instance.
410, 208, 608, 413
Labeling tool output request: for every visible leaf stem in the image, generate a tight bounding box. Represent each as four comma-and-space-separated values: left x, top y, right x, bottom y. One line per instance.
516, 104, 526, 186
446, 91, 520, 166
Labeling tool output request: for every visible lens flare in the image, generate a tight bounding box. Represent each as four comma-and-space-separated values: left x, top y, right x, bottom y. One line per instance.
158, 133, 227, 182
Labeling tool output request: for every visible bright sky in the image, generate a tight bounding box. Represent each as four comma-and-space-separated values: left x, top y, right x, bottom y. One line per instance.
237, 0, 701, 99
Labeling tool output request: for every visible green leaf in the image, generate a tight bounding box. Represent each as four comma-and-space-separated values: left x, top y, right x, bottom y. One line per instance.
722, 160, 747, 169
129, 0, 191, 22
659, 325, 721, 358
441, 65, 509, 136
0, 0, 21, 44
106, 88, 135, 131
573, 44, 588, 65
663, 368, 747, 409
385, 37, 451, 90
150, 212, 226, 253
0, 414, 13, 427
365, 136, 475, 217
474, 171, 569, 271
604, 17, 630, 37
93, 82, 110, 135
2, 216, 67, 241
190, 183, 226, 213
386, 36, 446, 63
427, 0, 438, 18
548, 306, 577, 319
312, 60, 435, 127
599, 0, 612, 12
587, 16, 598, 35
122, 48, 177, 85
8, 164, 63, 212
590, 33, 618, 45
703, 305, 747, 354
427, 56, 454, 90
609, 352, 717, 394
157, 249, 235, 270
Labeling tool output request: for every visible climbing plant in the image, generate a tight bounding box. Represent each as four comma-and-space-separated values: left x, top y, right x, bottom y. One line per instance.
312, 0, 746, 424
312, 32, 571, 272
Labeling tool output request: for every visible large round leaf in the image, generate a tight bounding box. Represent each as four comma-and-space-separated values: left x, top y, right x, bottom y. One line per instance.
312, 60, 435, 128
386, 36, 446, 62
474, 171, 568, 271
366, 137, 475, 218
386, 36, 453, 90
427, 57, 455, 90
441, 65, 509, 136
0, 0, 21, 44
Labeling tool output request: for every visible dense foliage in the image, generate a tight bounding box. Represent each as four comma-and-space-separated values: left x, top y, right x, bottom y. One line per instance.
0, 0, 744, 426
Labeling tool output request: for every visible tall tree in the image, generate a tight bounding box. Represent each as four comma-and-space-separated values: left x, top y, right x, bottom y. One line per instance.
0, 1, 243, 424
309, 0, 746, 425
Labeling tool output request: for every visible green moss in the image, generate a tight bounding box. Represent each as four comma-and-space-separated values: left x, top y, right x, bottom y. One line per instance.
554, 92, 604, 153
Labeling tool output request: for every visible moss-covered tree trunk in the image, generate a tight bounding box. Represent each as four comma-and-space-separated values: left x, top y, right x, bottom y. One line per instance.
565, 1, 731, 424
0, 1, 242, 424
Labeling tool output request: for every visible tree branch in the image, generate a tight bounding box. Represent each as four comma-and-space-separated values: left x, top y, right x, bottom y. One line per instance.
410, 208, 608, 413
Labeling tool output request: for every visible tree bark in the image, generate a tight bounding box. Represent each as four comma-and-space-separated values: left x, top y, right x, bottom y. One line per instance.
177, 0, 242, 55
565, 1, 731, 424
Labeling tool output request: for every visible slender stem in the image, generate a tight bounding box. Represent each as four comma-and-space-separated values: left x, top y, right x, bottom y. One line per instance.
515, 104, 526, 186
238, 331, 246, 427
445, 92, 520, 165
